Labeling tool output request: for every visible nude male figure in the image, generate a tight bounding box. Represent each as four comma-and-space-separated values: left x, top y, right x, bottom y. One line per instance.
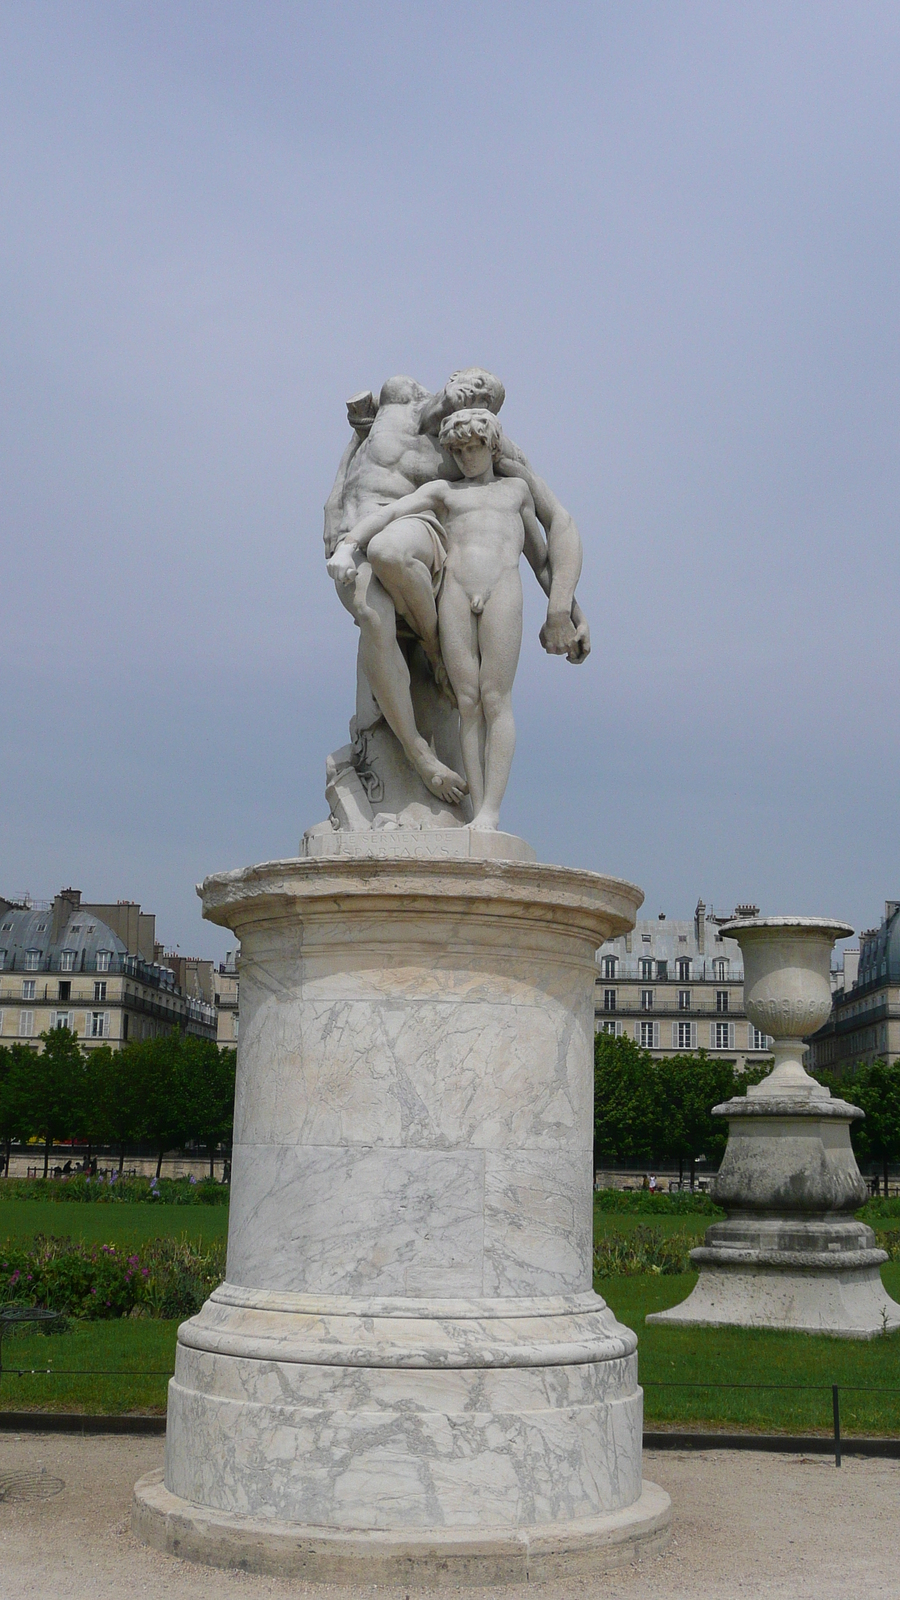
330, 409, 543, 831
323, 368, 589, 804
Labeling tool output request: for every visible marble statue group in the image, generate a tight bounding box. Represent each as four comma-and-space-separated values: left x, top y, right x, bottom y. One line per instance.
321, 368, 590, 833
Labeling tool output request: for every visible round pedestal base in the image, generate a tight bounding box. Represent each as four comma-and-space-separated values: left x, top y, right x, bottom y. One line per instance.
132, 1471, 671, 1587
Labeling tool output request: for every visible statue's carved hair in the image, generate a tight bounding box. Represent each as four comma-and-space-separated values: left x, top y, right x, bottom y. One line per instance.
439, 407, 504, 462
447, 368, 505, 413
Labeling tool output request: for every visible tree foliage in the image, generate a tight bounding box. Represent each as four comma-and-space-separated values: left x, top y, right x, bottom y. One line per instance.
821, 1058, 900, 1192
0, 1029, 236, 1174
594, 1033, 770, 1183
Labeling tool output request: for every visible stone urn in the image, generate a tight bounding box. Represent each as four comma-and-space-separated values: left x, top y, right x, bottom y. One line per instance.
737, 916, 850, 1100
648, 916, 900, 1338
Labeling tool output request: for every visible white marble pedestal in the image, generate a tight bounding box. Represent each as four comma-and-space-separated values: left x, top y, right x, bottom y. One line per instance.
133, 844, 670, 1585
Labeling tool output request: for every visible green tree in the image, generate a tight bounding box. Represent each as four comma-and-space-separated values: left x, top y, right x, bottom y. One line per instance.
129, 1033, 193, 1178
0, 1045, 30, 1174
180, 1040, 236, 1177
652, 1051, 736, 1188
89, 1044, 143, 1173
831, 1059, 900, 1194
14, 1028, 88, 1177
594, 1034, 771, 1185
594, 1033, 658, 1169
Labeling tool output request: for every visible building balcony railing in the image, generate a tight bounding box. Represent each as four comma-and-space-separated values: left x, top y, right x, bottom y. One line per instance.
1, 952, 179, 992
595, 1000, 746, 1017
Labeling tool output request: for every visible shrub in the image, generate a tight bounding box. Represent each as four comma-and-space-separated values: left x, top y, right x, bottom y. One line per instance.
0, 1233, 226, 1319
594, 1188, 722, 1215
0, 1174, 228, 1205
593, 1226, 696, 1277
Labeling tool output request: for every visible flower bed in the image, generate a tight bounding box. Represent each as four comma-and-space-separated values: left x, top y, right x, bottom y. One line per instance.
0, 1234, 226, 1319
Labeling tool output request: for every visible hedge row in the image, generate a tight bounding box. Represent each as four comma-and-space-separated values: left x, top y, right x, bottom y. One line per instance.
0, 1174, 229, 1205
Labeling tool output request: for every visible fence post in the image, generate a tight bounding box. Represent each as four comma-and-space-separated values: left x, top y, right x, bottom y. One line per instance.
832, 1384, 841, 1468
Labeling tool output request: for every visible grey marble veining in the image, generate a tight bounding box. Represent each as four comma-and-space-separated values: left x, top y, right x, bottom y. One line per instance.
138, 854, 661, 1565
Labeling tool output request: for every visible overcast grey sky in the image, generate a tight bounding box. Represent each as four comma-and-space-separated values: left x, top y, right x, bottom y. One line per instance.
1, 1, 898, 958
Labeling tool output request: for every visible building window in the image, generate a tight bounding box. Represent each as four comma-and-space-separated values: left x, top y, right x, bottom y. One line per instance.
716, 991, 729, 1013
749, 1027, 770, 1051
641, 989, 654, 1010
712, 958, 729, 981
678, 989, 691, 1011
59, 950, 76, 972
95, 951, 112, 973
601, 956, 617, 979
52, 1012, 72, 1031
676, 958, 691, 982
676, 1020, 695, 1050
639, 958, 653, 980
24, 950, 41, 972
0, 922, 11, 931
90, 1012, 109, 1038
58, 981, 71, 1001
713, 1021, 733, 1049
656, 960, 668, 981
232, 1015, 239, 1040
22, 980, 36, 1001
639, 1019, 658, 1048
603, 989, 616, 1012
601, 1020, 618, 1036
19, 1011, 34, 1037
0, 951, 5, 969
93, 981, 107, 1002
122, 1013, 129, 1041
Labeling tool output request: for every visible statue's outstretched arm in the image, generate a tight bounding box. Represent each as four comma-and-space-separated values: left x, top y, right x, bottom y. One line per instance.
499, 447, 590, 662
323, 433, 363, 557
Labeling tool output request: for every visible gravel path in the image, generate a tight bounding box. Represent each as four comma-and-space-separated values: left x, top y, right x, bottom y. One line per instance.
0, 1433, 896, 1599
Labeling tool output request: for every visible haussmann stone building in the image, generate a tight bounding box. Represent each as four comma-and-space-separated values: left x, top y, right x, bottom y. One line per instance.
595, 897, 773, 1070
0, 888, 217, 1050
808, 899, 900, 1072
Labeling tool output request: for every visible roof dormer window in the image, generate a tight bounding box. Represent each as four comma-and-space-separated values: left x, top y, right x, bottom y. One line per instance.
96, 950, 112, 973
24, 950, 41, 971
59, 950, 76, 972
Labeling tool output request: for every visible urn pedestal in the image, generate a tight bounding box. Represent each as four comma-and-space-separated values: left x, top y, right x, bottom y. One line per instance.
649, 917, 900, 1338
133, 843, 671, 1584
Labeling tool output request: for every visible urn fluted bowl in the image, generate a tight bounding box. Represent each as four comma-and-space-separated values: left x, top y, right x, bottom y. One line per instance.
720, 916, 854, 1097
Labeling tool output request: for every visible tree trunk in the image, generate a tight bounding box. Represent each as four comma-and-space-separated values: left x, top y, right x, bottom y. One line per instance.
43, 1134, 51, 1180
678, 1155, 684, 1188
885, 1155, 890, 1197
3, 1138, 10, 1178
689, 1155, 696, 1191
156, 1146, 165, 1180
118, 1142, 126, 1176
209, 1146, 215, 1180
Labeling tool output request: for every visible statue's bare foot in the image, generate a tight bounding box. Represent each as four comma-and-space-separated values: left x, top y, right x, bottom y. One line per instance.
468, 811, 500, 832
412, 747, 468, 805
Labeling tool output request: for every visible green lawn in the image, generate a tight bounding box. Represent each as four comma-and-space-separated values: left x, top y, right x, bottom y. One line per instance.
0, 1317, 177, 1414
598, 1262, 900, 1436
0, 1199, 229, 1248
0, 1198, 898, 1431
